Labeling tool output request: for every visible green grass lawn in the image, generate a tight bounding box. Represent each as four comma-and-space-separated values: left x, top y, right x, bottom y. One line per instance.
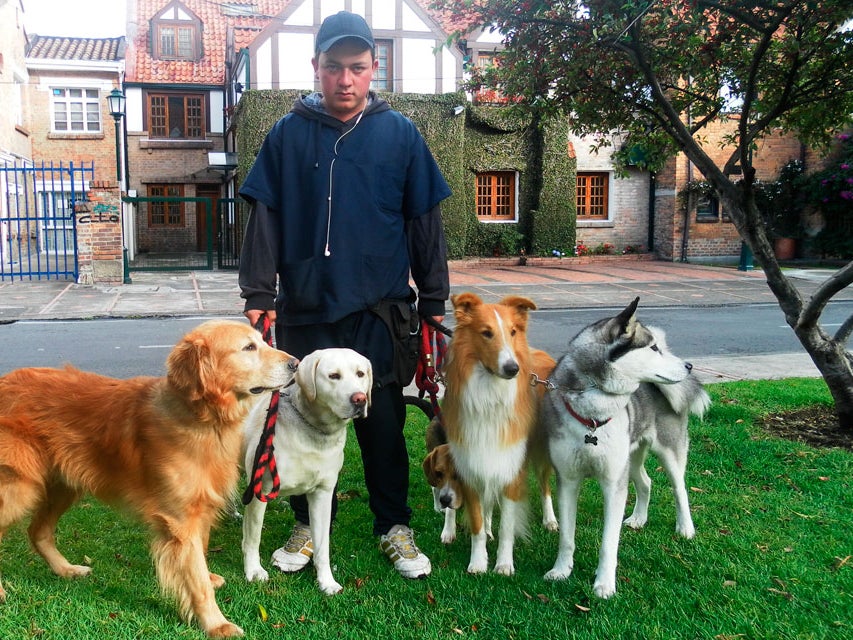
1, 378, 850, 639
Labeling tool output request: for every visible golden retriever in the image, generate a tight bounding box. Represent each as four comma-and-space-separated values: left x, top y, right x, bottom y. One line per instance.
0, 320, 297, 637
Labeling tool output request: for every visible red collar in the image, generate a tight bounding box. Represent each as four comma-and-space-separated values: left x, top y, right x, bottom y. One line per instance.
562, 397, 611, 431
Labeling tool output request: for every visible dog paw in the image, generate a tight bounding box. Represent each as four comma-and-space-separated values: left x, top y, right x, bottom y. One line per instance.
466, 561, 488, 574
209, 572, 226, 589
493, 563, 515, 576
676, 522, 696, 539
542, 518, 559, 532
440, 531, 457, 544
58, 564, 92, 579
623, 515, 647, 530
593, 579, 617, 599
244, 566, 269, 583
544, 567, 572, 581
206, 622, 244, 637
319, 580, 343, 595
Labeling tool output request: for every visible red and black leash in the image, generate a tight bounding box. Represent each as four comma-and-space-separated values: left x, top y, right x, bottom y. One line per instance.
241, 314, 282, 505
415, 317, 450, 420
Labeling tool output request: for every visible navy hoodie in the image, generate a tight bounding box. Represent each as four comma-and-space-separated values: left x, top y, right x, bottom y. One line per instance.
239, 92, 451, 325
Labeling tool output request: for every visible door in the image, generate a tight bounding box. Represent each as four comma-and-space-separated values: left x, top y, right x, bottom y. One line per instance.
196, 185, 221, 252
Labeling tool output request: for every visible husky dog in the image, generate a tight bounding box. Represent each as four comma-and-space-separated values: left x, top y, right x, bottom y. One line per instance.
541, 297, 710, 598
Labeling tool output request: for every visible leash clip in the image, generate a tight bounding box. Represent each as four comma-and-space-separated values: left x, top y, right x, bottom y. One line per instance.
529, 372, 556, 390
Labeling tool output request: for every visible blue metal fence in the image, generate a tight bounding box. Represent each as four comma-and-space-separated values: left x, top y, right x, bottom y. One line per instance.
0, 161, 95, 281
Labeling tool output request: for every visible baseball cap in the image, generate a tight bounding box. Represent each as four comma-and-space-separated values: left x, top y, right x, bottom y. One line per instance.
316, 11, 375, 53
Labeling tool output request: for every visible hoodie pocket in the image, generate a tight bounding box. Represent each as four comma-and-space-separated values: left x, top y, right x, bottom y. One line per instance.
281, 255, 325, 313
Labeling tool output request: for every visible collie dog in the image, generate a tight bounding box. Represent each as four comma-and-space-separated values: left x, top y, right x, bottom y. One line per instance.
441, 293, 556, 575
0, 320, 297, 637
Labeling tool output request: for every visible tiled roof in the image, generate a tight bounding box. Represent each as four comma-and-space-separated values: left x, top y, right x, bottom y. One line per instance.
27, 35, 126, 62
127, 0, 466, 85
127, 0, 291, 85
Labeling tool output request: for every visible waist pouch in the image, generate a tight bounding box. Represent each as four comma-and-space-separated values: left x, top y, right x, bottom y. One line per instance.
370, 290, 420, 387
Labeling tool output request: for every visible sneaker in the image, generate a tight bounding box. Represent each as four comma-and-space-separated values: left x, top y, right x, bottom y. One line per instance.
379, 525, 431, 579
271, 522, 313, 573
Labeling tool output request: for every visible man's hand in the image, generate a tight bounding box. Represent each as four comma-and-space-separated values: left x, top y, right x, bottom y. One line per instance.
245, 309, 277, 326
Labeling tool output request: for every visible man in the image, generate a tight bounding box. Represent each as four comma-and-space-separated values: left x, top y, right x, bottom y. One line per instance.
238, 11, 450, 579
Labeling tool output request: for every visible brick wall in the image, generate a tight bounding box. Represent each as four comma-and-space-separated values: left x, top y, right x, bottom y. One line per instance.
27, 70, 121, 171
75, 180, 124, 284
655, 117, 804, 261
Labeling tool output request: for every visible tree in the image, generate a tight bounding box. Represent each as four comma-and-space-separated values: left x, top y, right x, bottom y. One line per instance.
439, 0, 853, 431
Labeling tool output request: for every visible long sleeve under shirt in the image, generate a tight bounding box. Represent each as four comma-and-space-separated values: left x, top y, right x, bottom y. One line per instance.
239, 93, 451, 325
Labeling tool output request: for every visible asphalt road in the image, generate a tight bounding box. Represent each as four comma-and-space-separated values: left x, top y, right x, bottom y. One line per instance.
1, 301, 847, 378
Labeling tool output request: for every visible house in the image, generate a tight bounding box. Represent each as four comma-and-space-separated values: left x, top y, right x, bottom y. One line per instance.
0, 0, 31, 167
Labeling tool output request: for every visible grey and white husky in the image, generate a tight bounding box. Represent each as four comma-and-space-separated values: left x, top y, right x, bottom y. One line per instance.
541, 297, 710, 598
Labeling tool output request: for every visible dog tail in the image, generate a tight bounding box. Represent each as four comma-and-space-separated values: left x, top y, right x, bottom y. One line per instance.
657, 375, 711, 418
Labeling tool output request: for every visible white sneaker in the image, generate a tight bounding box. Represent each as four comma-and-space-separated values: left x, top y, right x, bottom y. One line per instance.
271, 522, 313, 573
379, 525, 431, 579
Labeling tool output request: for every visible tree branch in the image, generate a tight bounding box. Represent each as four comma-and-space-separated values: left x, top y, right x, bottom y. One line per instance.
800, 261, 853, 330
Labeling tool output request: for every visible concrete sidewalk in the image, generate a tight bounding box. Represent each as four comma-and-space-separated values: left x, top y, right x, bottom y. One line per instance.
1, 258, 846, 383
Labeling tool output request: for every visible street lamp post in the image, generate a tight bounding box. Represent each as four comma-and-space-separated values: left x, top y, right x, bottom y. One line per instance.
106, 88, 126, 183
106, 88, 131, 283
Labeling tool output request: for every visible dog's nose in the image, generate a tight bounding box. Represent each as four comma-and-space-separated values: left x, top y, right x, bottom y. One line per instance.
288, 358, 300, 371
440, 494, 453, 508
351, 392, 367, 407
502, 362, 520, 378
685, 362, 693, 372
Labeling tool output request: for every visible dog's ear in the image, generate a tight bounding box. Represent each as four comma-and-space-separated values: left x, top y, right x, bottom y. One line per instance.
365, 359, 374, 408
451, 292, 482, 326
297, 350, 321, 402
500, 296, 537, 316
611, 296, 640, 339
605, 297, 642, 361
422, 449, 438, 485
167, 333, 215, 402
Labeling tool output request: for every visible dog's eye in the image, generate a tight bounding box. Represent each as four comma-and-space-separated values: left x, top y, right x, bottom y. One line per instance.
329, 373, 341, 380
510, 328, 517, 337
356, 371, 365, 378
435, 471, 444, 479
481, 329, 493, 339
243, 343, 257, 352
650, 344, 660, 353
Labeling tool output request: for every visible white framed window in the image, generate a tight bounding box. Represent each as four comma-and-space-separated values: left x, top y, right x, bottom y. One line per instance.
51, 87, 101, 133
476, 171, 518, 221
39, 189, 85, 254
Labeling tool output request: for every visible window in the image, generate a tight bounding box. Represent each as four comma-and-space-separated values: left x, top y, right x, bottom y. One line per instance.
476, 171, 517, 221
576, 172, 609, 219
51, 88, 101, 133
473, 52, 504, 105
39, 190, 84, 254
371, 39, 393, 92
148, 93, 205, 139
153, 9, 200, 61
148, 184, 185, 227
696, 194, 720, 221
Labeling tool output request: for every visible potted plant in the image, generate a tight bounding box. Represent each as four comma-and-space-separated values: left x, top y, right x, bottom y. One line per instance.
758, 160, 805, 260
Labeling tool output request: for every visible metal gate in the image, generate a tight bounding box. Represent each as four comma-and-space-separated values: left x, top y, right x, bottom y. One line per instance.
0, 161, 94, 281
217, 197, 249, 269
124, 195, 216, 271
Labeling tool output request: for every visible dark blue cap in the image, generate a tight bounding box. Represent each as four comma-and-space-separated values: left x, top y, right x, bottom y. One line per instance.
316, 11, 375, 53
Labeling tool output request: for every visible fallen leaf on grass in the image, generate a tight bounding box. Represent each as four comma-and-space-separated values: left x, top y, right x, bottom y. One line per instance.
426, 590, 436, 605
768, 588, 793, 600
575, 604, 591, 612
832, 556, 850, 570
257, 604, 268, 622
722, 580, 737, 588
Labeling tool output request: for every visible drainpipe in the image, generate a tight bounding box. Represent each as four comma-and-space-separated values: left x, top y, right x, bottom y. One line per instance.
679, 156, 692, 262
646, 171, 656, 252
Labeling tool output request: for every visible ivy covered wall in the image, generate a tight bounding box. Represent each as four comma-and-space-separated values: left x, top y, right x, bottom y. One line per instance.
233, 90, 575, 258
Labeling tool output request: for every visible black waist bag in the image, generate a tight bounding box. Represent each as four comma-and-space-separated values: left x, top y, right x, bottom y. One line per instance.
370, 291, 420, 387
